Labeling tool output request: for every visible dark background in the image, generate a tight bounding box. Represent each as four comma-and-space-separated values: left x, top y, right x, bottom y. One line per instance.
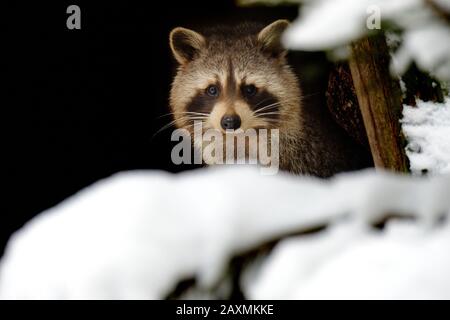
2, 1, 330, 256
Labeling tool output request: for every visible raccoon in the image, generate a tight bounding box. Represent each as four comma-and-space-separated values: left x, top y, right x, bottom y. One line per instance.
168, 20, 373, 177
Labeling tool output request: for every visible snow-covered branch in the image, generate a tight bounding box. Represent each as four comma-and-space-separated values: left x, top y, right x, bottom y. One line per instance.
0, 167, 449, 299
263, 0, 450, 81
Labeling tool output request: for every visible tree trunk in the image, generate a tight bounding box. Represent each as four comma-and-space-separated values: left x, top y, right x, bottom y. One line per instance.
349, 34, 409, 172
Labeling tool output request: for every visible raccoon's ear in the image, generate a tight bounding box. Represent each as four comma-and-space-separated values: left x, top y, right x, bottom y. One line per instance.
257, 20, 290, 59
169, 27, 206, 65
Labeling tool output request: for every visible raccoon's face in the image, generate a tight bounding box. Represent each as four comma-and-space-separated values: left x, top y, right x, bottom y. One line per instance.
168, 20, 301, 136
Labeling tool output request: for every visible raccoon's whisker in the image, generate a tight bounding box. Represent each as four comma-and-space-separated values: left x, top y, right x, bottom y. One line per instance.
255, 113, 280, 121
252, 114, 281, 120
179, 117, 209, 126
256, 97, 298, 109
255, 97, 298, 114
255, 102, 283, 113
187, 118, 209, 122
261, 97, 296, 105
253, 118, 280, 123
156, 112, 189, 119
183, 118, 208, 125
255, 107, 280, 116
255, 97, 275, 108
181, 111, 210, 116
253, 113, 282, 122
152, 122, 178, 137
182, 124, 197, 132
152, 116, 200, 137
186, 114, 209, 118
182, 121, 210, 133
255, 106, 279, 114
255, 111, 282, 116
156, 113, 177, 119
176, 116, 208, 123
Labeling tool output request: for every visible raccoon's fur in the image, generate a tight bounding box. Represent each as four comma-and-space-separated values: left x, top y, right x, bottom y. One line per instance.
168, 20, 373, 177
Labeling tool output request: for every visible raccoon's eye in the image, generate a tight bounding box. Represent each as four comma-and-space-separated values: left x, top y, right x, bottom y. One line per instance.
242, 84, 257, 98
206, 85, 219, 97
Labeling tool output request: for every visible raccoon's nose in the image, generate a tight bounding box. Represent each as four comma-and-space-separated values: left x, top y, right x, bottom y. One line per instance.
221, 115, 241, 130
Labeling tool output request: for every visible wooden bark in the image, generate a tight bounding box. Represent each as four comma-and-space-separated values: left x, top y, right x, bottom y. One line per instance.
349, 34, 409, 172
326, 62, 370, 150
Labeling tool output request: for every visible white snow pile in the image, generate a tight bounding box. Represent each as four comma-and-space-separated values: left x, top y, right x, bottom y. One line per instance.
1, 167, 450, 299
282, 0, 450, 81
246, 219, 450, 299
402, 98, 450, 175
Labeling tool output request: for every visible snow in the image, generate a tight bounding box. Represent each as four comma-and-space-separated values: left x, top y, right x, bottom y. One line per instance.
402, 98, 450, 175
282, 0, 450, 81
392, 19, 450, 81
0, 167, 337, 299
1, 167, 450, 299
283, 0, 370, 51
283, 0, 424, 50
246, 220, 450, 299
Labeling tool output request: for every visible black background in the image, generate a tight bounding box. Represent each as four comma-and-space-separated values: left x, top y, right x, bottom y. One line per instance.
2, 1, 331, 256
0, 300, 438, 318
